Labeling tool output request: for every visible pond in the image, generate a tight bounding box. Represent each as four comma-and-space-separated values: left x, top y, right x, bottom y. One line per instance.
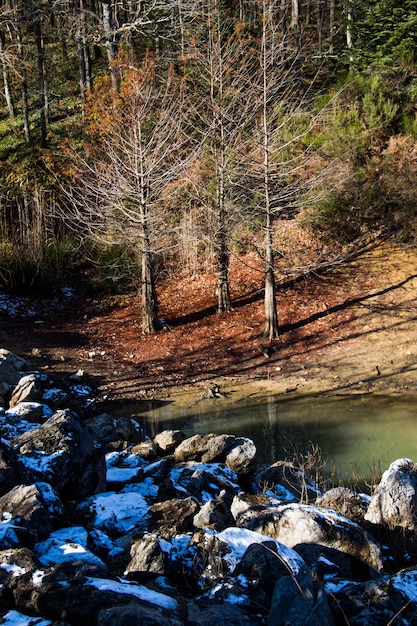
135, 388, 417, 488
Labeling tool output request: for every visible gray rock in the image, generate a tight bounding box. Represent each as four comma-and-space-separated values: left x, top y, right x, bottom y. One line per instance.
125, 533, 173, 580
0, 349, 27, 388
225, 437, 257, 474
13, 409, 106, 500
0, 482, 64, 547
6, 402, 46, 424
255, 461, 320, 503
200, 434, 237, 463
131, 440, 158, 460
9, 374, 42, 408
154, 429, 186, 454
364, 458, 417, 531
0, 438, 17, 496
148, 497, 198, 539
268, 567, 334, 626
237, 503, 383, 574
316, 487, 369, 525
35, 575, 183, 625
187, 600, 263, 625
173, 434, 215, 462
327, 577, 406, 626
97, 603, 185, 626
193, 489, 235, 531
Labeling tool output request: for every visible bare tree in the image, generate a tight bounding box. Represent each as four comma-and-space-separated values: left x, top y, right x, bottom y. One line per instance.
62, 61, 193, 334
247, 0, 319, 340
186, 0, 253, 312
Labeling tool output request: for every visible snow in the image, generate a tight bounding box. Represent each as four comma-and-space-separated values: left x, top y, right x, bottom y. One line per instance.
391, 569, 417, 602
18, 450, 64, 475
169, 462, 240, 502
34, 533, 106, 569
1, 611, 52, 625
77, 491, 148, 534
105, 450, 145, 484
214, 527, 305, 575
48, 526, 88, 546
0, 562, 26, 577
84, 577, 178, 610
36, 482, 64, 516
121, 476, 159, 499
0, 518, 20, 548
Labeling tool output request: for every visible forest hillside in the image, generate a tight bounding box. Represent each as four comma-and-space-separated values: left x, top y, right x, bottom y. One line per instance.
1, 0, 417, 352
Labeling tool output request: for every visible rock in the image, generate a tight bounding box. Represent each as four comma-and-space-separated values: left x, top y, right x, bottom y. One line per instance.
234, 540, 306, 607
131, 440, 158, 460
268, 566, 334, 626
34, 526, 108, 573
77, 491, 148, 537
193, 489, 235, 531
36, 575, 183, 626
0, 547, 37, 612
9, 374, 42, 408
225, 437, 257, 474
200, 434, 237, 463
231, 493, 275, 523
187, 600, 263, 625
154, 429, 187, 454
13, 409, 106, 500
255, 461, 320, 503
173, 434, 215, 462
364, 458, 417, 531
0, 438, 17, 496
0, 381, 9, 407
124, 533, 173, 580
316, 486, 369, 525
148, 497, 198, 539
82, 412, 144, 445
0, 349, 27, 388
97, 603, 185, 626
0, 483, 64, 547
326, 578, 406, 626
168, 463, 240, 503
237, 503, 383, 574
6, 401, 48, 424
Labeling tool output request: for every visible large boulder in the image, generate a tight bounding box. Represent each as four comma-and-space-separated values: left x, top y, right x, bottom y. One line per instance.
237, 502, 383, 574
364, 458, 417, 531
0, 482, 64, 547
268, 567, 334, 626
13, 409, 106, 500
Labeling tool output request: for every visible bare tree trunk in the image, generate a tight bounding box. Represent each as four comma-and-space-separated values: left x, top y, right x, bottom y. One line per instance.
261, 0, 279, 340
141, 242, 159, 334
77, 0, 92, 109
16, 29, 30, 144
102, 0, 119, 91
329, 0, 335, 52
34, 17, 48, 146
0, 31, 15, 117
210, 0, 232, 313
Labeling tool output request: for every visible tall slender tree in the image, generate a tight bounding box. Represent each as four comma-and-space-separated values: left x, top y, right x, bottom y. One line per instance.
63, 60, 194, 334
186, 0, 253, 312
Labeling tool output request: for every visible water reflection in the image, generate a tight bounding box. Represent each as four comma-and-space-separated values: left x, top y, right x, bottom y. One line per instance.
137, 392, 417, 486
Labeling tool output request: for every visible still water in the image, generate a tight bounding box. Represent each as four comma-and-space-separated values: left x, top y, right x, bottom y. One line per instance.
137, 390, 417, 487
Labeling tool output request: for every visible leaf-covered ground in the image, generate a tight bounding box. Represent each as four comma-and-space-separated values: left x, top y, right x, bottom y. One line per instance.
1, 238, 417, 406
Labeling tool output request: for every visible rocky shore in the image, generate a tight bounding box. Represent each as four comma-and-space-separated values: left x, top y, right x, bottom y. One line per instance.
1, 347, 417, 625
